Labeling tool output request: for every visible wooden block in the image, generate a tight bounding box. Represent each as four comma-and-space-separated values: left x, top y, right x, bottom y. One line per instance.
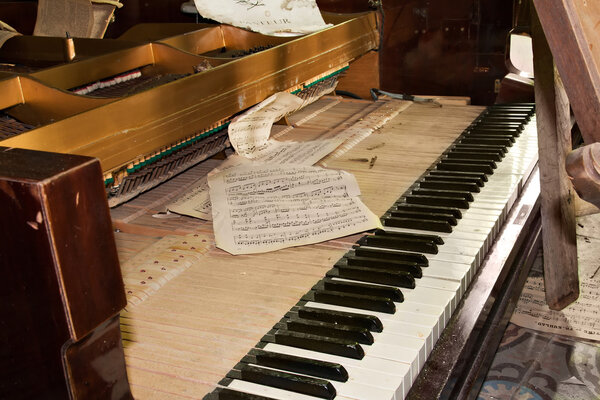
0, 147, 130, 398
532, 12, 579, 310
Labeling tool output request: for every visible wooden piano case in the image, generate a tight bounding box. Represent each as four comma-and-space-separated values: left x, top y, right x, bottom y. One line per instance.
0, 148, 131, 399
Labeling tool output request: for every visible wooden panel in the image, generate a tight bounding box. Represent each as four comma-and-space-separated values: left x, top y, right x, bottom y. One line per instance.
0, 148, 129, 398
532, 12, 579, 310
533, 0, 600, 144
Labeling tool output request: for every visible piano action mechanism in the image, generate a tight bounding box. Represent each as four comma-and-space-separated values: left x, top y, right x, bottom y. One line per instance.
2, 5, 578, 399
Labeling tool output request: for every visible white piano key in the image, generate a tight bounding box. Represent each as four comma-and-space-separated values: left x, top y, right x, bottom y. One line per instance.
362, 342, 420, 379
416, 276, 461, 311
401, 286, 454, 324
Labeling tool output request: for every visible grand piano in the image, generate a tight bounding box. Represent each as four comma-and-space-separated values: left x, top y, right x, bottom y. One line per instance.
0, 3, 548, 400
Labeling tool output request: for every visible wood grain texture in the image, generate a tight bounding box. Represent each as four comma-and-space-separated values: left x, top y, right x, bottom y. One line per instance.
567, 142, 600, 208
532, 13, 579, 310
533, 0, 600, 144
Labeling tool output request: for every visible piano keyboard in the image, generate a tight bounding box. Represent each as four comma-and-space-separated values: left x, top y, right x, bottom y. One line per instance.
203, 103, 538, 400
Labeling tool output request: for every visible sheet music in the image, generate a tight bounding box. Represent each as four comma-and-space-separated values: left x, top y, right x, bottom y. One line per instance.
167, 98, 409, 220
209, 163, 380, 254
193, 0, 330, 35
511, 214, 600, 341
229, 92, 304, 157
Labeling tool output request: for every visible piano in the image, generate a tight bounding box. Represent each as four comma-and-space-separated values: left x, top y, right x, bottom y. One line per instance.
0, 8, 543, 400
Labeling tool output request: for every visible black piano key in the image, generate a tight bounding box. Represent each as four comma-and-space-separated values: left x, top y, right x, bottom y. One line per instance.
467, 127, 520, 137
436, 161, 494, 175
235, 364, 336, 399
373, 228, 444, 244
247, 349, 349, 382
472, 122, 524, 131
477, 116, 529, 123
327, 266, 416, 289
357, 234, 439, 253
295, 306, 383, 332
464, 131, 516, 143
485, 107, 532, 113
441, 157, 498, 170
444, 151, 502, 163
393, 202, 463, 218
451, 143, 507, 156
428, 169, 489, 182
382, 216, 453, 233
352, 247, 428, 267
388, 209, 458, 225
405, 194, 470, 209
309, 289, 396, 314
280, 316, 375, 344
418, 179, 480, 193
205, 387, 278, 400
411, 188, 474, 202
459, 136, 513, 147
270, 330, 365, 360
343, 255, 423, 276
321, 277, 404, 302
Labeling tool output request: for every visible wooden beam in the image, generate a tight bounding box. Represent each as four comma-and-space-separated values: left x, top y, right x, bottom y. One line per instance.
532, 10, 579, 310
533, 0, 600, 144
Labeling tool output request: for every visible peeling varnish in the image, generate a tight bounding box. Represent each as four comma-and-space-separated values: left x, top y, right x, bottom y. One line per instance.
27, 221, 39, 230
75, 192, 80, 207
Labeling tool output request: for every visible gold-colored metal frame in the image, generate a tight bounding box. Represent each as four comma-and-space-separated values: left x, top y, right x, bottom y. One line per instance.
1, 12, 378, 174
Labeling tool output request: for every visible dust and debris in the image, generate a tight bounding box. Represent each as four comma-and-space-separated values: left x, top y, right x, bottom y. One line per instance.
348, 158, 369, 163
578, 223, 584, 228
369, 156, 377, 169
367, 142, 385, 151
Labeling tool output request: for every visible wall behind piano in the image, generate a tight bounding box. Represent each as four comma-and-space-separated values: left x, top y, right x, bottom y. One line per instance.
318, 0, 513, 105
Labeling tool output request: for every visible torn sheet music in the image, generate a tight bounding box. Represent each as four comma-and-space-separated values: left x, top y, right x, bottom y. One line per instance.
209, 163, 380, 254
193, 0, 331, 35
510, 214, 600, 341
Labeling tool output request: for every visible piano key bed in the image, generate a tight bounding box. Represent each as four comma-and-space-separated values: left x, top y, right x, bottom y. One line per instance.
202, 104, 539, 400
112, 99, 539, 399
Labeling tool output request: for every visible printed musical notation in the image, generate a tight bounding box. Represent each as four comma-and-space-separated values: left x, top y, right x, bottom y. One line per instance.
167, 97, 409, 221
209, 164, 380, 254
511, 217, 600, 341
193, 0, 331, 35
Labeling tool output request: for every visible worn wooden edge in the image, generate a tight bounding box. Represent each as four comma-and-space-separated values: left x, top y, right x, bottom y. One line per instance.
407, 167, 542, 400
532, 0, 600, 144
532, 9, 579, 311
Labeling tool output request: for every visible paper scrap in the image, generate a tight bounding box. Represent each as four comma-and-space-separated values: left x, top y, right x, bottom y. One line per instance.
510, 214, 600, 341
193, 0, 331, 35
208, 163, 380, 254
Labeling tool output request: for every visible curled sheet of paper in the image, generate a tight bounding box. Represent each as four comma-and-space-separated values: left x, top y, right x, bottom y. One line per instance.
193, 0, 331, 35
228, 92, 304, 157
208, 163, 381, 254
167, 99, 409, 220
